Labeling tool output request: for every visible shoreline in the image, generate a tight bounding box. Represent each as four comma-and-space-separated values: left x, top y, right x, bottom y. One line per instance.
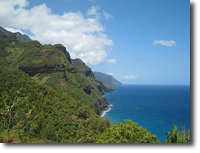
100, 104, 113, 117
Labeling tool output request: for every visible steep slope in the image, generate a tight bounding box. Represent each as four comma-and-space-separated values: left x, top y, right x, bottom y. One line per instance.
0, 65, 110, 143
99, 81, 115, 92
71, 59, 115, 92
0, 27, 109, 115
94, 72, 122, 86
18, 46, 109, 115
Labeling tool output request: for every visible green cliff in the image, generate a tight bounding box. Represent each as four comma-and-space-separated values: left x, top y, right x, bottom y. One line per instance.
0, 27, 176, 143
0, 27, 109, 116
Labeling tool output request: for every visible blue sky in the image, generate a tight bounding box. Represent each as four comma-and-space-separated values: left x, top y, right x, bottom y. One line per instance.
0, 0, 190, 85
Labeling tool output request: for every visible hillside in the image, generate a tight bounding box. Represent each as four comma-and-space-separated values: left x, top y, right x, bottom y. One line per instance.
0, 26, 32, 42
0, 64, 110, 143
0, 27, 111, 142
0, 27, 169, 143
0, 30, 109, 115
71, 59, 114, 92
93, 72, 122, 86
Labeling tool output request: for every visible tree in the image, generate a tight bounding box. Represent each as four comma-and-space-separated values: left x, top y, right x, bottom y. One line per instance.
0, 89, 38, 137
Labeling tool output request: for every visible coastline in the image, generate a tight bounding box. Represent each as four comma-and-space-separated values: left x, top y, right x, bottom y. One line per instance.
100, 104, 112, 117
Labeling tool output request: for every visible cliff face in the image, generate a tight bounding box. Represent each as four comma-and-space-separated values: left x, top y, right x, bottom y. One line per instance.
100, 81, 115, 92
71, 59, 94, 77
54, 44, 71, 64
71, 58, 110, 114
18, 44, 75, 76
0, 28, 110, 115
71, 58, 115, 93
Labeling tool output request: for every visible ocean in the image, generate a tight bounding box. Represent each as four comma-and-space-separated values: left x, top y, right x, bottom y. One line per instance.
103, 85, 190, 143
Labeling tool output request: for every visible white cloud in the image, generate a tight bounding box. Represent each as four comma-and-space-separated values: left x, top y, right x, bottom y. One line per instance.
86, 5, 101, 16
103, 10, 113, 20
4, 27, 25, 35
0, 0, 113, 65
152, 40, 177, 47
106, 59, 117, 64
124, 75, 138, 79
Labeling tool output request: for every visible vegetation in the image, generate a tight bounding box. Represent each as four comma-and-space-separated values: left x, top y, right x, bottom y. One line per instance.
165, 124, 190, 143
97, 120, 160, 143
0, 65, 110, 143
0, 27, 190, 143
0, 26, 32, 42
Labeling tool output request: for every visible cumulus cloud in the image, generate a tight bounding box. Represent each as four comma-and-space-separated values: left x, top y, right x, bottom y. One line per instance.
103, 10, 113, 20
0, 0, 113, 65
124, 75, 138, 79
106, 59, 117, 64
152, 40, 177, 47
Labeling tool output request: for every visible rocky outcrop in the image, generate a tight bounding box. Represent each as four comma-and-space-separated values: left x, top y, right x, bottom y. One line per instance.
18, 64, 66, 77
71, 59, 95, 77
54, 44, 71, 63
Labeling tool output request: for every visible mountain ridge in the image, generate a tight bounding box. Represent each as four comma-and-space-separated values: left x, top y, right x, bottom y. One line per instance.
0, 26, 162, 143
0, 26, 32, 42
0, 27, 109, 115
93, 72, 122, 86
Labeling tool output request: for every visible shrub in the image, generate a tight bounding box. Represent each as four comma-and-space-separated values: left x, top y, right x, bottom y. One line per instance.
165, 124, 190, 143
96, 120, 160, 143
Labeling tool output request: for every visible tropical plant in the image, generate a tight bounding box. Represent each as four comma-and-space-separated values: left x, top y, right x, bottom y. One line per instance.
165, 124, 190, 143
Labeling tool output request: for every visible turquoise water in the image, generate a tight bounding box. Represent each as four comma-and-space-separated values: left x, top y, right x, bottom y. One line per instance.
103, 85, 190, 143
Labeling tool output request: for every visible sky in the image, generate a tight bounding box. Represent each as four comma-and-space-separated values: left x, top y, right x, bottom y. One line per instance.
0, 0, 190, 85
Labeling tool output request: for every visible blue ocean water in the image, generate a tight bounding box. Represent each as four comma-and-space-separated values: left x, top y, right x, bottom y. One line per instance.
103, 85, 190, 143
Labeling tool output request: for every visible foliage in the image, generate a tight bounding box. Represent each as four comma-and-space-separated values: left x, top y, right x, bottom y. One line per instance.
165, 124, 190, 143
0, 27, 183, 144
96, 120, 160, 143
0, 66, 110, 143
1, 89, 38, 136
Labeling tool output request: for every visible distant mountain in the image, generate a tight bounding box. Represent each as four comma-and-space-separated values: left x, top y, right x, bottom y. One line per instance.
71, 58, 115, 92
0, 26, 32, 42
93, 72, 122, 86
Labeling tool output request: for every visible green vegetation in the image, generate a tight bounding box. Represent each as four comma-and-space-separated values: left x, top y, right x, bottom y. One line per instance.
0, 66, 110, 143
165, 124, 190, 143
97, 120, 160, 143
0, 26, 32, 42
0, 27, 190, 143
